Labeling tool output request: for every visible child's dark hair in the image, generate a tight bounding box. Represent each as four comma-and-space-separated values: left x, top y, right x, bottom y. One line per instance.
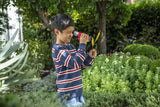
51, 14, 75, 32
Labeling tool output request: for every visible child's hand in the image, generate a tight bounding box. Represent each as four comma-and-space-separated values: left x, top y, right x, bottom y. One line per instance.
89, 49, 97, 58
80, 33, 89, 44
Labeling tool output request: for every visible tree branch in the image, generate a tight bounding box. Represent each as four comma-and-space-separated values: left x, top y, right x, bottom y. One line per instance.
38, 9, 51, 30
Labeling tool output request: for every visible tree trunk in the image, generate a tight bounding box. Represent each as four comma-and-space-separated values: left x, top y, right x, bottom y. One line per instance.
38, 9, 51, 30
38, 9, 56, 45
37, 1, 64, 70
96, 1, 107, 54
38, 9, 56, 70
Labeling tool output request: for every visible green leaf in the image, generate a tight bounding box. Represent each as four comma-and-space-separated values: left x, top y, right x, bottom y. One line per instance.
0, 42, 24, 62
0, 29, 18, 58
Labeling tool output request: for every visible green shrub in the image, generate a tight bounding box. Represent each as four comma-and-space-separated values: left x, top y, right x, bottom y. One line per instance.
124, 44, 160, 59
150, 59, 160, 72
23, 71, 57, 92
126, 55, 152, 70
83, 53, 132, 93
83, 53, 160, 94
0, 94, 21, 107
84, 92, 160, 107
19, 91, 61, 107
123, 44, 142, 54
26, 39, 53, 71
122, 0, 160, 47
23, 17, 53, 71
134, 44, 160, 59
17, 92, 160, 107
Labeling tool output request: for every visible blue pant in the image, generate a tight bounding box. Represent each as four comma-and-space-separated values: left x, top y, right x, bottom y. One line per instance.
64, 96, 85, 107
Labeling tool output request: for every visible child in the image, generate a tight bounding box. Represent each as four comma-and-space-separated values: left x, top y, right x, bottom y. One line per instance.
51, 14, 97, 107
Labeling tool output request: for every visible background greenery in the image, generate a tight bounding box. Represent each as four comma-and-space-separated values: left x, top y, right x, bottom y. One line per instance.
20, 0, 160, 70
1, 0, 160, 106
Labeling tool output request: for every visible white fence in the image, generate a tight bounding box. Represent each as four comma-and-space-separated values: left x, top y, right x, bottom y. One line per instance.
0, 1, 23, 42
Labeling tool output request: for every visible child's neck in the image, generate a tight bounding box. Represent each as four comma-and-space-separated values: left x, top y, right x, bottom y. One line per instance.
56, 39, 66, 45
56, 41, 67, 45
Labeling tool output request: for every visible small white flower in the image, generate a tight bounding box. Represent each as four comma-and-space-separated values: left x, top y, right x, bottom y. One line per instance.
120, 56, 123, 59
126, 52, 131, 55
135, 56, 141, 61
105, 58, 109, 63
114, 52, 118, 56
113, 61, 118, 64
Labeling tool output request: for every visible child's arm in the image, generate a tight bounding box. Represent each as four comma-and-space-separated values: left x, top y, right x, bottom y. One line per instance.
81, 49, 97, 69
81, 55, 93, 69
53, 43, 87, 69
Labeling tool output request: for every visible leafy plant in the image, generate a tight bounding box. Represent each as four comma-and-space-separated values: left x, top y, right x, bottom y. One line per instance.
83, 53, 160, 94
23, 71, 57, 92
116, 32, 136, 51
123, 44, 160, 60
0, 29, 39, 93
0, 94, 21, 107
22, 38, 53, 79
123, 44, 141, 54
121, 0, 160, 48
150, 59, 160, 72
84, 92, 160, 107
19, 91, 61, 107
126, 55, 152, 70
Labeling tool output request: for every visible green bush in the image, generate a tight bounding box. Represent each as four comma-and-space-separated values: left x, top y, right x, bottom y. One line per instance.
23, 18, 53, 71
16, 92, 160, 107
0, 94, 21, 107
134, 45, 160, 60
121, 0, 160, 47
124, 44, 160, 60
22, 38, 53, 78
126, 55, 152, 70
150, 59, 160, 72
23, 71, 57, 92
83, 53, 160, 94
27, 39, 53, 70
123, 44, 141, 54
84, 92, 160, 107
83, 54, 132, 93
18, 91, 61, 107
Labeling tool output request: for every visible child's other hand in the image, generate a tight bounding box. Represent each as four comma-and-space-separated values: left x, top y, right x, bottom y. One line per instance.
80, 33, 89, 44
89, 49, 97, 58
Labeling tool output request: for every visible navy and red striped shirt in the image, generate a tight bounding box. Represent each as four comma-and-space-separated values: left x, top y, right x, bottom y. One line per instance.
52, 43, 93, 100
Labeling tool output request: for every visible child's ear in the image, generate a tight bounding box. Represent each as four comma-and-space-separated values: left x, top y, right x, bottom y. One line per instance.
54, 29, 60, 35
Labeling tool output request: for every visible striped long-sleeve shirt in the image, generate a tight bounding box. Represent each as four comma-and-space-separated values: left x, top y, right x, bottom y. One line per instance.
52, 43, 93, 100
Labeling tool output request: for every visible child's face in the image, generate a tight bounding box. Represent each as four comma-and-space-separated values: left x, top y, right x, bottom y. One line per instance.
56, 26, 74, 45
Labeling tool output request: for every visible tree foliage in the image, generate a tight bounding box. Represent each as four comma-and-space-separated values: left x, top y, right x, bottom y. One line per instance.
0, 0, 10, 9
121, 0, 160, 47
0, 10, 9, 35
12, 0, 132, 54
